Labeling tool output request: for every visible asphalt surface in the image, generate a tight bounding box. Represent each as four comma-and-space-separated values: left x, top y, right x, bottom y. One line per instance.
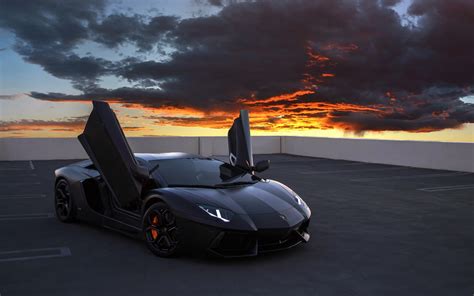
0, 154, 473, 296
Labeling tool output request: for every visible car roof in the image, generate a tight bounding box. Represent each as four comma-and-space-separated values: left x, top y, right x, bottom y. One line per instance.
133, 152, 201, 161
71, 152, 212, 169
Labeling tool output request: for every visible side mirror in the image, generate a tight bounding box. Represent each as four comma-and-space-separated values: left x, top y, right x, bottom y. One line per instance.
219, 163, 235, 180
254, 160, 270, 173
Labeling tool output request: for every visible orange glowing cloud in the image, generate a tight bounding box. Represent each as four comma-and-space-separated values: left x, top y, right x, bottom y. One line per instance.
238, 90, 315, 105
0, 118, 86, 133
126, 89, 387, 133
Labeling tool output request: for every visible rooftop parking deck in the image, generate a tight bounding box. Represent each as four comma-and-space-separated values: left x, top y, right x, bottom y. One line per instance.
0, 154, 473, 296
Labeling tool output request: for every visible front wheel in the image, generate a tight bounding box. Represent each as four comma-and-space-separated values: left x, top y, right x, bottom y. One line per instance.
143, 202, 181, 257
54, 179, 76, 222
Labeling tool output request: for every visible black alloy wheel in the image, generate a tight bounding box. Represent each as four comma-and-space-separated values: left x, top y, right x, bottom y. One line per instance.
144, 202, 180, 257
55, 179, 75, 222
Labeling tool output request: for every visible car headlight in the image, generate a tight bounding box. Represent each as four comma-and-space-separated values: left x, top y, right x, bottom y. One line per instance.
292, 193, 304, 206
279, 183, 308, 208
198, 205, 234, 222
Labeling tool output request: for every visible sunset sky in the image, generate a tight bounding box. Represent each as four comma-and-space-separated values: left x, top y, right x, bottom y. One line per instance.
0, 0, 473, 142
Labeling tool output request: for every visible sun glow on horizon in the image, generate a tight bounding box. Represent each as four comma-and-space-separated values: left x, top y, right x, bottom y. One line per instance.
1, 95, 472, 143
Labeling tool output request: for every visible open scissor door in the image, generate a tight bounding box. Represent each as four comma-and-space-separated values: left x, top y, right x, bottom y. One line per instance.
78, 101, 148, 208
227, 110, 254, 171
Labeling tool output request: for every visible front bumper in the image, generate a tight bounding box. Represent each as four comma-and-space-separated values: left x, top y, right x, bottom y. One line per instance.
177, 217, 310, 257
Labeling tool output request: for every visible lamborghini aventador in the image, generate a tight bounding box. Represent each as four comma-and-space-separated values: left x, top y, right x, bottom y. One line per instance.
54, 101, 311, 257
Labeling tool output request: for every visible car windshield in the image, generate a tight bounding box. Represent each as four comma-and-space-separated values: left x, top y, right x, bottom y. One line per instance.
149, 158, 257, 188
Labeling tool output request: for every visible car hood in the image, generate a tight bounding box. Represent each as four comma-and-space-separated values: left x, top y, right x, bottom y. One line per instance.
158, 180, 310, 230
168, 180, 308, 216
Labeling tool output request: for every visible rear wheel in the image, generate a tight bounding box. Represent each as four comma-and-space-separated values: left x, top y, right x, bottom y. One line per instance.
143, 202, 180, 257
55, 179, 75, 222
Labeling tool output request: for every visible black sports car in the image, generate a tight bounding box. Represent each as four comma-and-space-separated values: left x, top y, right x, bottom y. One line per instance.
54, 101, 311, 257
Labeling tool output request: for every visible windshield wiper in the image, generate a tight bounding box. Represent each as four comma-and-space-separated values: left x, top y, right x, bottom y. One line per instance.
214, 181, 257, 187
149, 163, 160, 174
167, 184, 218, 189
167, 181, 257, 189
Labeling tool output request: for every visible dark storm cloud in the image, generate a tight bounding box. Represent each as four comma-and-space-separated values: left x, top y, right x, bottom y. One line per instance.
0, 94, 23, 100
3, 0, 474, 132
202, 0, 246, 6
90, 14, 178, 51
381, 0, 402, 7
329, 87, 474, 132
207, 0, 224, 5
0, 0, 177, 90
0, 0, 104, 50
16, 47, 115, 91
30, 87, 172, 106
0, 0, 107, 89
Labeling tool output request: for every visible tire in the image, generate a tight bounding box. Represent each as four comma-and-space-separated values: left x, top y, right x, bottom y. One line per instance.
54, 179, 76, 222
143, 202, 181, 257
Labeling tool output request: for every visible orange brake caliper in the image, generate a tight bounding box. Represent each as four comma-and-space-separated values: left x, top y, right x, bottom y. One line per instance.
151, 215, 159, 240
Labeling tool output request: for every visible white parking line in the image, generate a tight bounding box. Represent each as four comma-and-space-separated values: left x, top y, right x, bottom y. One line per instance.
351, 171, 471, 182
0, 194, 46, 200
0, 213, 54, 220
0, 247, 71, 263
266, 158, 333, 166
417, 184, 474, 192
0, 161, 35, 171
0, 173, 37, 177
0, 182, 41, 186
300, 167, 405, 175
306, 162, 368, 167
